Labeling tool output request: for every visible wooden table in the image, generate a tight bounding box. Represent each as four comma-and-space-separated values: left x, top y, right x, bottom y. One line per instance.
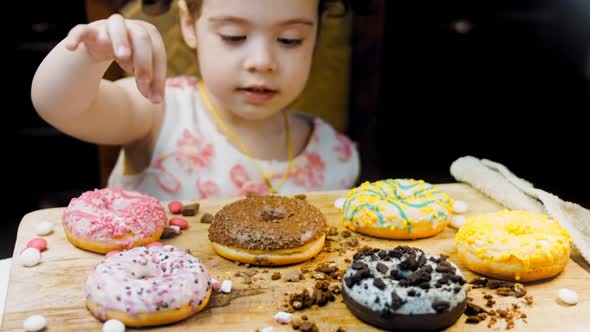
2, 184, 589, 331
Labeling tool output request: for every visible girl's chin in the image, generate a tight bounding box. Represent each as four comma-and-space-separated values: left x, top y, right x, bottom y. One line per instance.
227, 104, 284, 121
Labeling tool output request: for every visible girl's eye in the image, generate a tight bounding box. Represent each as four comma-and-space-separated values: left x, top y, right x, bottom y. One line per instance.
278, 38, 303, 47
220, 35, 246, 43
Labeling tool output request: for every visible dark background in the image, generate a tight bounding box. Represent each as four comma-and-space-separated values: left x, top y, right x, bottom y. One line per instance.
3, 0, 590, 259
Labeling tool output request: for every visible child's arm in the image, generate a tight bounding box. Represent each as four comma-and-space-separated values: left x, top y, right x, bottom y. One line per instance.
31, 14, 167, 146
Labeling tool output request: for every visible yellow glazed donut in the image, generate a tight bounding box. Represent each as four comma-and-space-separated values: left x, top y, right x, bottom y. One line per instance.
455, 210, 571, 282
342, 179, 454, 239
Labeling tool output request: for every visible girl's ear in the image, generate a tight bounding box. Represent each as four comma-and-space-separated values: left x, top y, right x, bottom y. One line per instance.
178, 0, 198, 49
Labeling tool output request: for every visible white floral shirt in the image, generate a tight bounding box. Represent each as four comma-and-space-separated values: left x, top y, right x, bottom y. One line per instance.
108, 76, 360, 201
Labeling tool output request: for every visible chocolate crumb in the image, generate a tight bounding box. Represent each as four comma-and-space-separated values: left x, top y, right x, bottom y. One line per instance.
376, 262, 388, 274
469, 277, 489, 289
243, 270, 257, 277
290, 316, 302, 329
181, 202, 199, 216
284, 269, 304, 282
315, 262, 339, 277
271, 272, 281, 280
341, 230, 351, 238
328, 227, 338, 236
200, 213, 214, 223
298, 320, 318, 332
373, 278, 386, 290
487, 279, 514, 290
465, 302, 491, 316
160, 226, 181, 239
488, 316, 498, 328
286, 281, 340, 312
346, 237, 359, 247
312, 273, 326, 280
330, 284, 341, 294
466, 316, 483, 324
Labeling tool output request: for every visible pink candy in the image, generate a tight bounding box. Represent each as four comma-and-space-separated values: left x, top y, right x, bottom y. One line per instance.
211, 278, 220, 291
146, 242, 164, 247
168, 201, 183, 214
26, 238, 47, 251
169, 217, 189, 230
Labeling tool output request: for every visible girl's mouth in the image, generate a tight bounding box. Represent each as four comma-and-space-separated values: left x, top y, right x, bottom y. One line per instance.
237, 87, 278, 104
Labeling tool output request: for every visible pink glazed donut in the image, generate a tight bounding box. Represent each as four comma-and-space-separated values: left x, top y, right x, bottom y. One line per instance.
63, 188, 166, 254
86, 245, 212, 326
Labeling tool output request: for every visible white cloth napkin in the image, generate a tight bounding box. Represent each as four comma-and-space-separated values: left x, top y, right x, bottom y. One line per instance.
0, 258, 11, 328
450, 155, 590, 265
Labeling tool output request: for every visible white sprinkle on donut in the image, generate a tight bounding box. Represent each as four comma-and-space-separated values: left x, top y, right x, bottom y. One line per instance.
35, 221, 54, 236
23, 314, 46, 331
334, 197, 346, 209
274, 311, 292, 324
452, 200, 468, 213
102, 319, 125, 332
260, 327, 274, 332
558, 288, 579, 305
20, 248, 41, 267
450, 215, 467, 229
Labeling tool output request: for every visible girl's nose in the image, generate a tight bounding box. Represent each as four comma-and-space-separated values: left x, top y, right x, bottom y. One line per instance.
244, 40, 278, 74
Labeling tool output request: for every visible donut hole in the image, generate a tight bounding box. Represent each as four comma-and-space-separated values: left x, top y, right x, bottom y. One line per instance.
130, 266, 154, 280
260, 207, 289, 222
133, 272, 150, 280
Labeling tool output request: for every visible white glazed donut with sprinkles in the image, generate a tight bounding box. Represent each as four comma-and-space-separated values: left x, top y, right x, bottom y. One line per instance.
86, 245, 212, 327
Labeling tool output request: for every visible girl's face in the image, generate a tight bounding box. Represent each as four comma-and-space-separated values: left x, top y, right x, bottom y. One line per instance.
193, 0, 319, 120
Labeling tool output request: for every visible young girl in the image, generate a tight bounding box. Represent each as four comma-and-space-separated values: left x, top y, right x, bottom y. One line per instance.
31, 0, 360, 200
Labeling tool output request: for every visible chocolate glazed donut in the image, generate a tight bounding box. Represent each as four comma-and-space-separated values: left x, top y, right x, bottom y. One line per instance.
343, 246, 468, 331
208, 195, 327, 266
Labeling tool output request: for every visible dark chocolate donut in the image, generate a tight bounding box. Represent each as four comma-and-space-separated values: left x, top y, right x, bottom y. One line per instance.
342, 246, 468, 331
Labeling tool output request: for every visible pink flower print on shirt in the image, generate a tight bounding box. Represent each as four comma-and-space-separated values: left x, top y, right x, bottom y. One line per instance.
151, 128, 214, 194
174, 129, 214, 173
230, 164, 270, 196
309, 119, 321, 145
334, 133, 353, 162
154, 159, 181, 194
291, 152, 325, 190
339, 177, 355, 189
196, 178, 220, 199
165, 76, 198, 89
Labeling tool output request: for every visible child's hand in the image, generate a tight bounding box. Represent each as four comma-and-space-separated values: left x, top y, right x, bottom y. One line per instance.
64, 14, 166, 103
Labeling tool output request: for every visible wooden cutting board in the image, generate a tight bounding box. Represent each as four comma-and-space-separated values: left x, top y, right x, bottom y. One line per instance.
2, 183, 589, 331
